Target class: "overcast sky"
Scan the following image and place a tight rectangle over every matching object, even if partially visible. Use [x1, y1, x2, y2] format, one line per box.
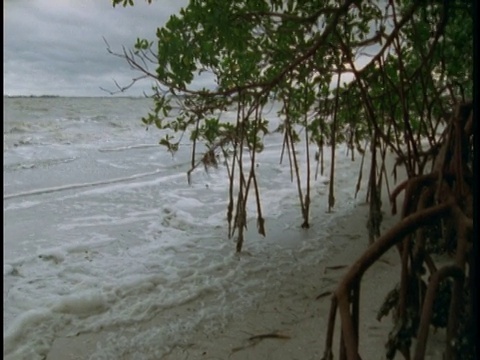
[4, 0, 189, 97]
[4, 0, 372, 98]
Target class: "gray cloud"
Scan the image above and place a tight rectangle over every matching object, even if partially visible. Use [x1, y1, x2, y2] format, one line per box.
[4, 0, 188, 96]
[4, 1, 382, 97]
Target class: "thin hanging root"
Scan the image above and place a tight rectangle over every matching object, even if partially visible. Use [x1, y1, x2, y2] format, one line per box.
[284, 127, 294, 182]
[315, 148, 320, 181]
[414, 265, 464, 360]
[445, 270, 465, 359]
[304, 107, 311, 229]
[287, 123, 308, 227]
[354, 144, 366, 199]
[378, 138, 391, 201]
[328, 67, 341, 213]
[252, 171, 266, 236]
[322, 296, 338, 360]
[411, 187, 435, 273]
[323, 102, 473, 359]
[336, 291, 359, 360]
[321, 141, 325, 176]
[227, 153, 236, 238]
[444, 205, 472, 358]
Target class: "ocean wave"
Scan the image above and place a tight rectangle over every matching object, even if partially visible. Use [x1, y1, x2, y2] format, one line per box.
[107, 121, 128, 129]
[3, 168, 169, 200]
[3, 157, 78, 172]
[4, 126, 31, 134]
[97, 144, 159, 152]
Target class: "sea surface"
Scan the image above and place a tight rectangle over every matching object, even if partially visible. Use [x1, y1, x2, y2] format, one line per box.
[3, 96, 365, 359]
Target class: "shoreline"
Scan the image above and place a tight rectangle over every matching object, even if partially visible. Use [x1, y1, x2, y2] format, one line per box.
[45, 199, 404, 360]
[42, 152, 442, 359]
[159, 200, 403, 360]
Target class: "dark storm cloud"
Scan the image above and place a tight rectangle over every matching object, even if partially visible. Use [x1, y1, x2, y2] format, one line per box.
[4, 0, 188, 96]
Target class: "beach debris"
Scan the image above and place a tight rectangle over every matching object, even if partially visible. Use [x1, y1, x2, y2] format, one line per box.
[323, 265, 348, 274]
[247, 332, 291, 341]
[230, 331, 291, 354]
[316, 291, 332, 300]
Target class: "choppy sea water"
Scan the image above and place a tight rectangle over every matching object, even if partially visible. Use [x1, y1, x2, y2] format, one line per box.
[3, 96, 366, 359]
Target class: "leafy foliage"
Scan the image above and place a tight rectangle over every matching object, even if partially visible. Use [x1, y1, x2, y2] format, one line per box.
[110, 1, 473, 358]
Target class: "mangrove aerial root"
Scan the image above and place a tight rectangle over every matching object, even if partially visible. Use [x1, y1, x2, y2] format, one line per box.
[322, 102, 473, 360]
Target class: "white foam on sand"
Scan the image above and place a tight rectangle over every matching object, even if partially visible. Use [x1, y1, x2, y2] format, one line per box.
[4, 105, 370, 359]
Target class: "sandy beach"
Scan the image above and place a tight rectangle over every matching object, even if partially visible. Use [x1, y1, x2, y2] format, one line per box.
[158, 201, 404, 360]
[45, 189, 421, 360]
[44, 153, 448, 360]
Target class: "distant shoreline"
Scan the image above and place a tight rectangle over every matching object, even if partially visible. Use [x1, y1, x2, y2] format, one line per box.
[3, 95, 147, 99]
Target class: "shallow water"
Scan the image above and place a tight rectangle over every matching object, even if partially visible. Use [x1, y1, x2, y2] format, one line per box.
[3, 96, 364, 359]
